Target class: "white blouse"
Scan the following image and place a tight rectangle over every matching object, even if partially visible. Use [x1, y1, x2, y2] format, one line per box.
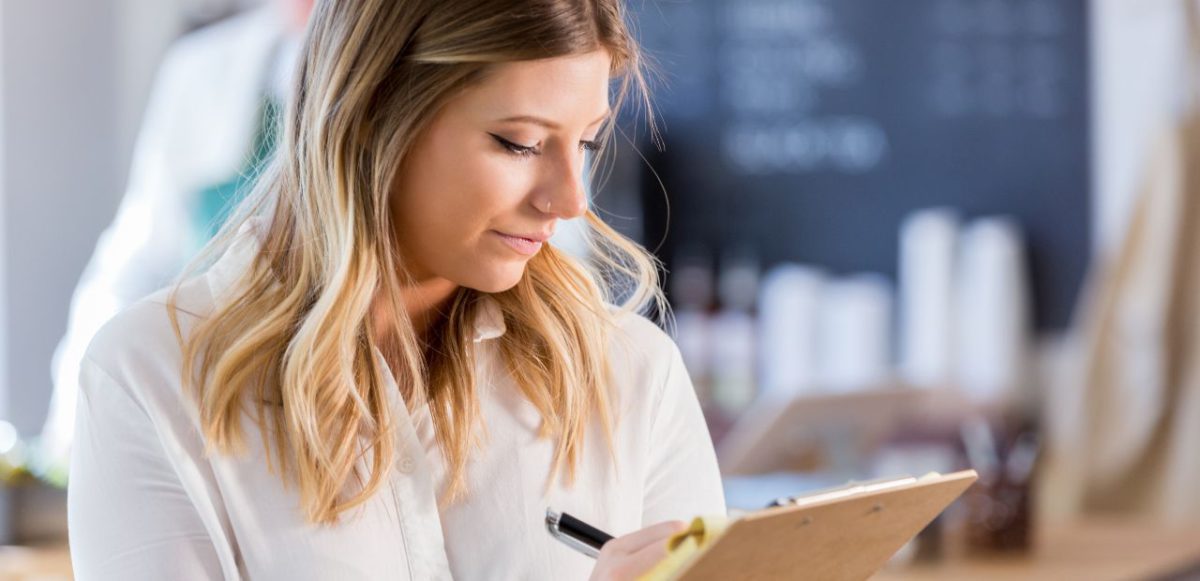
[67, 223, 726, 581]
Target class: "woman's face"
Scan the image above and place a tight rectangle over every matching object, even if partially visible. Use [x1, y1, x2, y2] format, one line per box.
[275, 0, 315, 33]
[391, 51, 611, 293]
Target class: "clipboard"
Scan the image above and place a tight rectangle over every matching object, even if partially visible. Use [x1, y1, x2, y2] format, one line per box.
[663, 470, 978, 581]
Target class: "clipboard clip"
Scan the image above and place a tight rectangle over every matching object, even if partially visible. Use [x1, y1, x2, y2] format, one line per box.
[766, 475, 919, 508]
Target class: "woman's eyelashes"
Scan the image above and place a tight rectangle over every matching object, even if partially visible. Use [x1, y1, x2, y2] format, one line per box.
[489, 134, 601, 158]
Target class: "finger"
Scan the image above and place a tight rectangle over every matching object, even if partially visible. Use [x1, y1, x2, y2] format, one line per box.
[619, 531, 680, 578]
[603, 520, 686, 555]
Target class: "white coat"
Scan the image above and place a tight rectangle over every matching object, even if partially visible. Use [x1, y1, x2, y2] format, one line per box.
[41, 7, 290, 474]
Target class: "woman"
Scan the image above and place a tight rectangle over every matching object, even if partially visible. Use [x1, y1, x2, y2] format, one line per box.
[67, 0, 725, 579]
[42, 0, 315, 484]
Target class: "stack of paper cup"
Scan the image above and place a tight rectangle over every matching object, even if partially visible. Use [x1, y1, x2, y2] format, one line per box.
[816, 274, 895, 392]
[671, 308, 713, 406]
[757, 264, 826, 398]
[667, 249, 717, 404]
[899, 208, 961, 389]
[710, 247, 761, 415]
[710, 309, 757, 415]
[954, 217, 1032, 405]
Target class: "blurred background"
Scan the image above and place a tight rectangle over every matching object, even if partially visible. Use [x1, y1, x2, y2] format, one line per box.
[1, 0, 1199, 578]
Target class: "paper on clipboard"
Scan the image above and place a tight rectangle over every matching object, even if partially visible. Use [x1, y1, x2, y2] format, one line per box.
[640, 470, 978, 581]
[765, 474, 922, 509]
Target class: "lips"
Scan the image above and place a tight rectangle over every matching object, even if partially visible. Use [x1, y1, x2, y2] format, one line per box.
[499, 231, 552, 243]
[493, 231, 546, 256]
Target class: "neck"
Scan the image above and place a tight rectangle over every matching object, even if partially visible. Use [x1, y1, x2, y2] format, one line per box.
[371, 277, 460, 350]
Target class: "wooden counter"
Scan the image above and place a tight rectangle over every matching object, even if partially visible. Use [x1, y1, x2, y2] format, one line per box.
[0, 544, 70, 581]
[873, 518, 1200, 581]
[6, 520, 1197, 580]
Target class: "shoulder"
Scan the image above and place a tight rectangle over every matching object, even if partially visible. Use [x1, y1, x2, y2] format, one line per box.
[84, 219, 263, 399]
[74, 287, 224, 497]
[80, 271, 221, 415]
[74, 299, 189, 439]
[604, 308, 688, 413]
[608, 308, 680, 369]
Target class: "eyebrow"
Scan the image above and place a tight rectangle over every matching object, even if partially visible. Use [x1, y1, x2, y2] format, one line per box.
[496, 110, 611, 131]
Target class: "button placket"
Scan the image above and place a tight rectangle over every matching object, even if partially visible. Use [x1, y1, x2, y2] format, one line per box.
[374, 348, 454, 580]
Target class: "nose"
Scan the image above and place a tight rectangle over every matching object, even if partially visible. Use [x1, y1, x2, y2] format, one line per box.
[535, 147, 589, 220]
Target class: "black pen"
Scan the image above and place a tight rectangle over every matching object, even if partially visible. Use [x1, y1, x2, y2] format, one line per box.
[545, 508, 614, 559]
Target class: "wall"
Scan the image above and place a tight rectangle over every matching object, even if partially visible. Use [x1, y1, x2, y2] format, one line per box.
[0, 0, 121, 436]
[0, 0, 224, 437]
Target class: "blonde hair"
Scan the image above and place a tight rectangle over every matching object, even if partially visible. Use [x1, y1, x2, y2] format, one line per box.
[169, 0, 666, 525]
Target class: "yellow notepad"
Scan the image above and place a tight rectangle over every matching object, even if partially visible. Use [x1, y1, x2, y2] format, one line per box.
[638, 470, 977, 581]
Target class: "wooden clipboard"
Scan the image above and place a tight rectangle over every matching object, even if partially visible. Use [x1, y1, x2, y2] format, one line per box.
[672, 470, 978, 581]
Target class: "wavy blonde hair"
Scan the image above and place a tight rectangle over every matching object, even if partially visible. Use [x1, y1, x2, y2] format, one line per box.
[169, 0, 667, 525]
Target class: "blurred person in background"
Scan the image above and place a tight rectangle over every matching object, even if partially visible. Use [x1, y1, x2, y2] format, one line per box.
[33, 0, 316, 482]
[66, 0, 722, 578]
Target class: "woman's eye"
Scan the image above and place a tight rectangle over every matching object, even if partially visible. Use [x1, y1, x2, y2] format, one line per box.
[491, 134, 603, 157]
[491, 134, 538, 157]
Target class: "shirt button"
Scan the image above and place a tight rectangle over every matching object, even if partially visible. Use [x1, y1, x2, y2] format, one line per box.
[399, 456, 416, 474]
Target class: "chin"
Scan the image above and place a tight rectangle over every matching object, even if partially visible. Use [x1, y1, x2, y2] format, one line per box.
[464, 268, 525, 294]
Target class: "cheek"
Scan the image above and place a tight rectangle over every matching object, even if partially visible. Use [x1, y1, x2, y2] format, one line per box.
[428, 156, 530, 237]
[409, 117, 537, 224]
[384, 99, 558, 291]
[394, 148, 535, 270]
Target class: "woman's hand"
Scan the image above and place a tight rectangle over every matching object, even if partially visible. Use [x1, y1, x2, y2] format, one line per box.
[589, 520, 686, 581]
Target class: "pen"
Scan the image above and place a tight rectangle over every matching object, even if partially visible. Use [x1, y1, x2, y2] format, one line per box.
[545, 508, 614, 559]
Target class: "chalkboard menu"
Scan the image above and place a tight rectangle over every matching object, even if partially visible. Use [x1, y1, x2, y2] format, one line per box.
[633, 0, 1090, 330]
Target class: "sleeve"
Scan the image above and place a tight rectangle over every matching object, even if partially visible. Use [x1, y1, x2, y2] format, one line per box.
[38, 42, 196, 476]
[68, 356, 225, 581]
[641, 342, 727, 526]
